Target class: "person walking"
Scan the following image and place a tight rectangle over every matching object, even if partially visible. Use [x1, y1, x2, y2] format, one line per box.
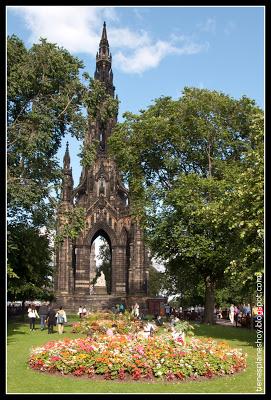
[229, 304, 235, 325]
[56, 306, 67, 334]
[27, 304, 39, 331]
[46, 306, 56, 334]
[165, 304, 171, 320]
[234, 305, 240, 327]
[216, 306, 222, 319]
[39, 302, 48, 330]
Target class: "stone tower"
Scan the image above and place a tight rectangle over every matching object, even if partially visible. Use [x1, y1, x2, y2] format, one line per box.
[54, 22, 150, 311]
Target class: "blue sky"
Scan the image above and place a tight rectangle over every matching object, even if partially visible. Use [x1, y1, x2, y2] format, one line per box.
[7, 6, 264, 188]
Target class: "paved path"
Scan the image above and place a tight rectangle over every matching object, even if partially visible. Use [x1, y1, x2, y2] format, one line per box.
[215, 318, 242, 328]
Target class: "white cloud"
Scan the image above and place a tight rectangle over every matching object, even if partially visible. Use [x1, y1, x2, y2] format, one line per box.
[109, 28, 151, 49]
[9, 6, 209, 74]
[224, 20, 235, 36]
[198, 17, 216, 34]
[11, 6, 114, 55]
[115, 39, 209, 74]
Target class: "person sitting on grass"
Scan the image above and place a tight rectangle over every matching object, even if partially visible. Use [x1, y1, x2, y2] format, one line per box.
[139, 321, 156, 338]
[156, 315, 163, 326]
[148, 321, 156, 337]
[170, 315, 180, 326]
[136, 322, 147, 338]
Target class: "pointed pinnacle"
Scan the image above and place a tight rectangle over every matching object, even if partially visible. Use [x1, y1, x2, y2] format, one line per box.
[63, 141, 70, 168]
[101, 21, 108, 42]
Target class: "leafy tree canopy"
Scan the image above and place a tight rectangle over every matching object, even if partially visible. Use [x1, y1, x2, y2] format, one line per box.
[7, 223, 54, 302]
[109, 88, 264, 323]
[7, 35, 87, 226]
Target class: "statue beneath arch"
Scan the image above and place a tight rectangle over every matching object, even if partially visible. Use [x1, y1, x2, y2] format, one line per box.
[54, 23, 150, 311]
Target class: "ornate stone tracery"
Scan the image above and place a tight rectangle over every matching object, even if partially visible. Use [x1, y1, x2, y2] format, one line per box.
[55, 22, 150, 311]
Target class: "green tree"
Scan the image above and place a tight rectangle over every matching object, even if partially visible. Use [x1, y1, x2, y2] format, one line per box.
[7, 35, 87, 226]
[222, 108, 264, 325]
[7, 224, 54, 304]
[109, 88, 263, 323]
[7, 36, 120, 304]
[148, 265, 165, 297]
[55, 207, 86, 245]
[7, 35, 88, 302]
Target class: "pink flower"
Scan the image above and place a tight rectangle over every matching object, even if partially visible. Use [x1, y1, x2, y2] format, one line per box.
[50, 356, 61, 362]
[136, 346, 145, 355]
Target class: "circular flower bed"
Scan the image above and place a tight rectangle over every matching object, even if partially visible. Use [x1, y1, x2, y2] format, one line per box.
[71, 311, 142, 336]
[28, 335, 247, 381]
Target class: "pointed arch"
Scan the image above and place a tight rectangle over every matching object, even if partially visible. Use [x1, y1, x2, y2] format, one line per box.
[85, 221, 118, 248]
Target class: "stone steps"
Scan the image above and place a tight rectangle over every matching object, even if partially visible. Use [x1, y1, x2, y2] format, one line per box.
[53, 293, 150, 314]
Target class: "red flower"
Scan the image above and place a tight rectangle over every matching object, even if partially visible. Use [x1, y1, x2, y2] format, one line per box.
[104, 372, 113, 380]
[73, 366, 86, 376]
[175, 372, 185, 380]
[118, 369, 126, 380]
[203, 369, 213, 379]
[166, 372, 175, 381]
[50, 356, 61, 362]
[132, 368, 142, 380]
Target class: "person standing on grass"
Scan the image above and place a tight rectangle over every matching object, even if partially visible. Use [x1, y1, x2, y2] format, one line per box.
[119, 303, 125, 314]
[216, 306, 223, 319]
[229, 304, 235, 325]
[133, 302, 140, 319]
[39, 302, 48, 330]
[165, 304, 171, 320]
[78, 305, 83, 318]
[46, 306, 56, 334]
[56, 306, 67, 334]
[27, 304, 39, 331]
[234, 305, 240, 327]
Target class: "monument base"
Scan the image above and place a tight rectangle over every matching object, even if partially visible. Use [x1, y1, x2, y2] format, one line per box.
[53, 292, 151, 314]
[93, 286, 108, 295]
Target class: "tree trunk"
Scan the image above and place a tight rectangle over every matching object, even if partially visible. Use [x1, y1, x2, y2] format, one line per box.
[249, 293, 254, 330]
[203, 276, 215, 324]
[22, 299, 26, 321]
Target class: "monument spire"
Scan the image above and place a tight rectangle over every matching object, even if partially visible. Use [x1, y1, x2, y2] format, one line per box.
[101, 21, 108, 44]
[55, 24, 150, 311]
[63, 141, 70, 169]
[61, 141, 73, 202]
[94, 22, 115, 97]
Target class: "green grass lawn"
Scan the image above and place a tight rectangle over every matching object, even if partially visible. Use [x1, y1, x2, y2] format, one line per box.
[7, 315, 263, 394]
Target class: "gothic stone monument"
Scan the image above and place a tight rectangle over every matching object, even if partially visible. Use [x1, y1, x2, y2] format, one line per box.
[54, 23, 150, 312]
